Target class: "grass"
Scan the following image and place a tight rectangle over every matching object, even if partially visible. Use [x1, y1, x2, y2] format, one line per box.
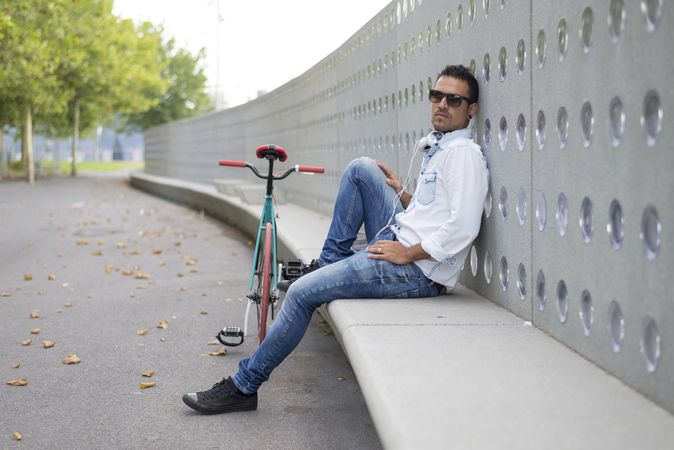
[2, 160, 144, 178]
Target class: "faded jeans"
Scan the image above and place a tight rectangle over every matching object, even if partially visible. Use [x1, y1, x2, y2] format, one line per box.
[233, 157, 440, 394]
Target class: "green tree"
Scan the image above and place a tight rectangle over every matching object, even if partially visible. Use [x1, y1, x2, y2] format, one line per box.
[123, 38, 213, 131]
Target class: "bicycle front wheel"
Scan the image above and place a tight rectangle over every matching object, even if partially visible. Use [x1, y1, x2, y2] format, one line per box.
[258, 223, 273, 345]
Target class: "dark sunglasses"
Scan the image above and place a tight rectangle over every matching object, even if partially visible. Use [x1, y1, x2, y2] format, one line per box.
[428, 89, 473, 107]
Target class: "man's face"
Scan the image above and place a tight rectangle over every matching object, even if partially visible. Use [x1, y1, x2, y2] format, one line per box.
[431, 76, 478, 133]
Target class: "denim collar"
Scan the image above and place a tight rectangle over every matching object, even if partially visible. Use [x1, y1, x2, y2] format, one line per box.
[425, 127, 473, 160]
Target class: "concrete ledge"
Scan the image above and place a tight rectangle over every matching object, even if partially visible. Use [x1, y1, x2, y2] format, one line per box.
[130, 171, 674, 450]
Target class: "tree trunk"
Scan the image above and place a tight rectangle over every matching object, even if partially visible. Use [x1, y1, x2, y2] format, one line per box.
[22, 105, 34, 184]
[71, 95, 80, 177]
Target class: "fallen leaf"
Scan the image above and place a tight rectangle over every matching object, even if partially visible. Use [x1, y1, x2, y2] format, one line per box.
[121, 270, 134, 276]
[151, 248, 162, 254]
[97, 239, 105, 246]
[208, 347, 227, 357]
[207, 339, 219, 345]
[24, 274, 33, 281]
[56, 309, 64, 314]
[157, 320, 168, 329]
[42, 340, 55, 349]
[141, 370, 155, 378]
[139, 382, 156, 389]
[104, 264, 114, 274]
[57, 252, 64, 257]
[63, 354, 81, 365]
[137, 328, 150, 336]
[159, 260, 166, 266]
[179, 287, 187, 292]
[64, 302, 73, 308]
[159, 337, 165, 342]
[30, 328, 41, 335]
[30, 311, 39, 319]
[91, 250, 103, 256]
[176, 272, 184, 278]
[136, 286, 145, 290]
[129, 249, 142, 255]
[0, 291, 11, 297]
[6, 378, 28, 386]
[201, 293, 208, 297]
[190, 269, 199, 273]
[185, 258, 197, 265]
[76, 239, 90, 246]
[12, 432, 22, 441]
[134, 272, 151, 280]
[12, 363, 21, 369]
[116, 242, 127, 249]
[200, 311, 208, 315]
[48, 274, 56, 281]
[21, 339, 32, 346]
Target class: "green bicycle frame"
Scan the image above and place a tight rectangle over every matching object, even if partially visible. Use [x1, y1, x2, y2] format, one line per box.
[248, 194, 278, 294]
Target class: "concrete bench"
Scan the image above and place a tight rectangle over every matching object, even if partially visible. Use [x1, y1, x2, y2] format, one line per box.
[130, 171, 674, 449]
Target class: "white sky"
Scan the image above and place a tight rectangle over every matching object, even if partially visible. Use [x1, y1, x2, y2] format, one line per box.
[112, 0, 391, 108]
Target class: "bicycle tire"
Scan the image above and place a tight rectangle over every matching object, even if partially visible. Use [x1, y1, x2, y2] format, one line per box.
[258, 223, 273, 345]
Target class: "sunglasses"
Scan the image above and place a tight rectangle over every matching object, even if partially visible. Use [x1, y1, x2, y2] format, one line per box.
[428, 89, 473, 107]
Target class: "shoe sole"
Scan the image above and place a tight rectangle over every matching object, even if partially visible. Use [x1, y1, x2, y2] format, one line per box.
[182, 394, 257, 415]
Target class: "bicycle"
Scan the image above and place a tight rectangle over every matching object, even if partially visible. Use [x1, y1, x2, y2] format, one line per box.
[215, 144, 324, 346]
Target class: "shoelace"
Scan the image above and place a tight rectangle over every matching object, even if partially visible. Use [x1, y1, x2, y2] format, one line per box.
[201, 378, 232, 401]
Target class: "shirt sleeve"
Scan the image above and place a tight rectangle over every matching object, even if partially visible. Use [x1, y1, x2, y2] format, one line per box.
[420, 146, 488, 263]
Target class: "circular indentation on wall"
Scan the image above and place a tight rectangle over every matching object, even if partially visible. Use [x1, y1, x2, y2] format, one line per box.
[516, 39, 526, 74]
[499, 186, 508, 222]
[484, 0, 490, 16]
[641, 316, 661, 373]
[536, 29, 546, 69]
[498, 47, 507, 81]
[608, 301, 625, 352]
[580, 7, 593, 53]
[516, 263, 526, 300]
[579, 290, 593, 336]
[436, 20, 442, 43]
[469, 58, 476, 75]
[608, 199, 624, 250]
[516, 113, 527, 151]
[396, 1, 402, 24]
[557, 106, 568, 149]
[446, 12, 452, 36]
[641, 205, 661, 260]
[484, 250, 492, 284]
[499, 116, 508, 151]
[470, 245, 478, 277]
[402, 0, 408, 18]
[536, 191, 546, 231]
[557, 19, 568, 61]
[457, 4, 464, 31]
[483, 53, 491, 84]
[556, 193, 568, 236]
[484, 187, 492, 218]
[499, 256, 509, 292]
[469, 0, 476, 24]
[516, 188, 527, 226]
[536, 270, 546, 311]
[641, 0, 662, 32]
[536, 110, 546, 149]
[557, 280, 568, 323]
[642, 90, 662, 147]
[609, 0, 625, 43]
[580, 101, 594, 148]
[580, 197, 594, 243]
[609, 96, 625, 147]
[483, 118, 492, 152]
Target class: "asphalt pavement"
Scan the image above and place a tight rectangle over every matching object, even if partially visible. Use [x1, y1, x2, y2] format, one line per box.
[0, 175, 381, 450]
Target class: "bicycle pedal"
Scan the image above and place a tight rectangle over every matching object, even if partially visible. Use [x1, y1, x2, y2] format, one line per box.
[283, 259, 304, 279]
[216, 326, 244, 347]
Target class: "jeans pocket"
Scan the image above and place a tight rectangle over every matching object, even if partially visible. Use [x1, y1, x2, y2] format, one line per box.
[417, 172, 437, 205]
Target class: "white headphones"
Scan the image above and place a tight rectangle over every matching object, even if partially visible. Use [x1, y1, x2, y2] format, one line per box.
[418, 131, 443, 153]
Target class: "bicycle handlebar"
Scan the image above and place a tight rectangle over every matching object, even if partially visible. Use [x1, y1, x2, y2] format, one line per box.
[218, 159, 324, 180]
[219, 160, 247, 167]
[295, 165, 325, 174]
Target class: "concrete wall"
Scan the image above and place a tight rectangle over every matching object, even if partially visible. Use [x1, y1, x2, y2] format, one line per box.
[143, 0, 673, 413]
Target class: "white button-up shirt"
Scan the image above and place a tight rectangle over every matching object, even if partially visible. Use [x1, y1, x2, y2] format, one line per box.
[393, 128, 489, 289]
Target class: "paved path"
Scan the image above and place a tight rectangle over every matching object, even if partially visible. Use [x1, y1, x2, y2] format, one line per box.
[0, 176, 380, 449]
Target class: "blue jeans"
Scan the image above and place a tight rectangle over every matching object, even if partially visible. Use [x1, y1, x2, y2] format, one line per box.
[233, 157, 440, 394]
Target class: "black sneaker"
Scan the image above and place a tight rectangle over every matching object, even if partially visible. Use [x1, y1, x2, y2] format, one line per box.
[182, 377, 257, 414]
[277, 259, 322, 292]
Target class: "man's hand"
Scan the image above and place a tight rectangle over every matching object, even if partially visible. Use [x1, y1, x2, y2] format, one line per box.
[377, 161, 412, 208]
[367, 241, 430, 265]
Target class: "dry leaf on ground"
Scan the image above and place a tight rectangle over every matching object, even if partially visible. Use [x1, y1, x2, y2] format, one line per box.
[0, 292, 12, 297]
[42, 340, 55, 349]
[97, 239, 105, 246]
[23, 274, 33, 281]
[76, 239, 90, 246]
[30, 311, 39, 319]
[208, 347, 227, 357]
[185, 258, 197, 265]
[121, 270, 134, 276]
[6, 378, 28, 386]
[137, 328, 150, 336]
[200, 311, 208, 315]
[130, 249, 142, 255]
[30, 328, 41, 335]
[190, 269, 199, 273]
[104, 264, 114, 274]
[151, 248, 162, 254]
[176, 272, 184, 278]
[12, 363, 21, 369]
[156, 320, 169, 329]
[134, 272, 151, 280]
[48, 275, 56, 280]
[116, 242, 127, 249]
[139, 382, 156, 389]
[207, 339, 219, 345]
[64, 302, 73, 308]
[21, 339, 32, 346]
[12, 432, 22, 441]
[141, 370, 155, 378]
[91, 250, 103, 256]
[63, 354, 81, 365]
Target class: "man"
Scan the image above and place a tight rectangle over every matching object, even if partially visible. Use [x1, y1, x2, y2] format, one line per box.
[183, 64, 489, 414]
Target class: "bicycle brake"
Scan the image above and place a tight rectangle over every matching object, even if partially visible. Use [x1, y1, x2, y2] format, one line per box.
[216, 326, 244, 347]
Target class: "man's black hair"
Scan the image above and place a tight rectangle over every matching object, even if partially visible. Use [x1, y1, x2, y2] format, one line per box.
[437, 65, 479, 104]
